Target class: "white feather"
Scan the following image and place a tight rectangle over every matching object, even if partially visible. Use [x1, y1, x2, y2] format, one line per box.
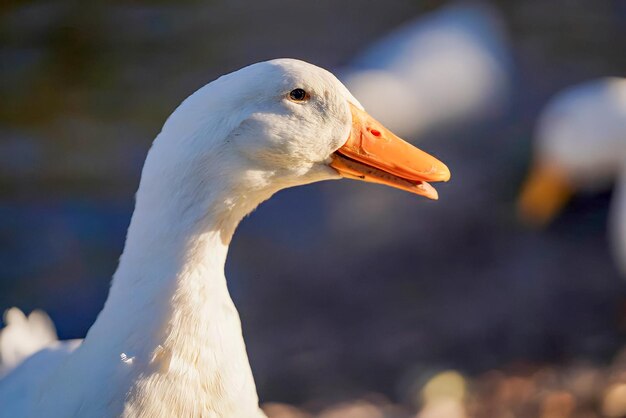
[0, 59, 362, 418]
[532, 77, 626, 273]
[340, 2, 512, 137]
[0, 308, 58, 376]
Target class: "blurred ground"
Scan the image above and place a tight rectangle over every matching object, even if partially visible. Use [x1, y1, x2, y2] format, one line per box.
[264, 348, 626, 417]
[1, 0, 626, 410]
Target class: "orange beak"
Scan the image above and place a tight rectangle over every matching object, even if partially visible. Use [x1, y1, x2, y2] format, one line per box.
[517, 161, 573, 226]
[330, 103, 451, 199]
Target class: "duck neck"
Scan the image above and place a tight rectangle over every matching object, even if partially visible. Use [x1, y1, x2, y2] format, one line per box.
[86, 152, 271, 416]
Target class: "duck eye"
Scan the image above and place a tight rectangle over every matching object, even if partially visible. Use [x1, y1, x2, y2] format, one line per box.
[288, 88, 309, 102]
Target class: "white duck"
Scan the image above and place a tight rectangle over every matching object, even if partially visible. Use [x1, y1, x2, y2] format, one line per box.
[340, 2, 511, 138]
[0, 59, 450, 418]
[518, 77, 626, 271]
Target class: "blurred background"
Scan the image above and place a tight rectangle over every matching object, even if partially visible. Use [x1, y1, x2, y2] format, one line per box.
[1, 0, 626, 416]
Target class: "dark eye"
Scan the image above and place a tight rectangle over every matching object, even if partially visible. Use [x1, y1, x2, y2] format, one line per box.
[288, 88, 309, 102]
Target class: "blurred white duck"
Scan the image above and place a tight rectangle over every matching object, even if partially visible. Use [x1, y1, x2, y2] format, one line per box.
[0, 308, 60, 375]
[340, 2, 512, 138]
[518, 77, 626, 271]
[0, 59, 450, 418]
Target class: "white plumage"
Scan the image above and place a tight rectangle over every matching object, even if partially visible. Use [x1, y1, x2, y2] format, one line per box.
[0, 59, 449, 417]
[519, 77, 626, 272]
[0, 308, 59, 377]
[340, 2, 512, 138]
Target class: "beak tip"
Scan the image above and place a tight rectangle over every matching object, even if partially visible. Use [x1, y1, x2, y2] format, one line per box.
[437, 171, 451, 183]
[432, 162, 451, 183]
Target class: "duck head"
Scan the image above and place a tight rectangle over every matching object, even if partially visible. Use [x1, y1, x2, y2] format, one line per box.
[139, 59, 450, 232]
[517, 78, 626, 226]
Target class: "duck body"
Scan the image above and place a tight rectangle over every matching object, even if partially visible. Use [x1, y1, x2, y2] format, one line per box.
[0, 59, 449, 417]
[519, 77, 626, 271]
[0, 340, 81, 416]
[3, 62, 272, 418]
[535, 77, 626, 189]
[340, 2, 512, 137]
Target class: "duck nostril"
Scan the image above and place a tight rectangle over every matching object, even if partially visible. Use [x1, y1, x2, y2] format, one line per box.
[369, 128, 381, 137]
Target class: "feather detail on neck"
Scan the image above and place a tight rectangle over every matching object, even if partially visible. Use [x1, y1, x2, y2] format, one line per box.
[39, 124, 271, 417]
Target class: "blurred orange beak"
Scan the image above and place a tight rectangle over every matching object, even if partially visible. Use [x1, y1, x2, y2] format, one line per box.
[330, 103, 451, 199]
[517, 161, 573, 226]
